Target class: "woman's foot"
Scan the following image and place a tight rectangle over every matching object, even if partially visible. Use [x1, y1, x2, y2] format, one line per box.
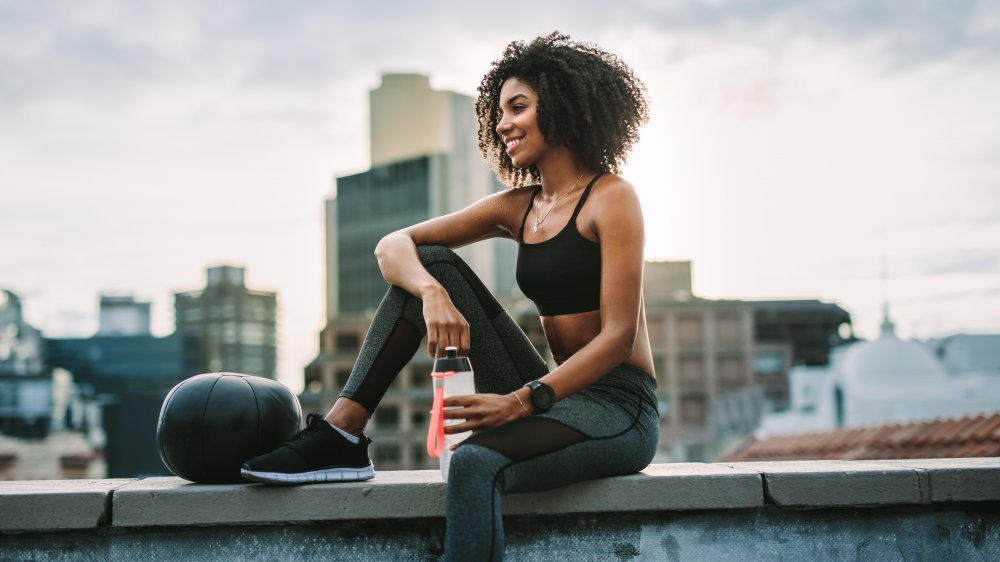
[241, 413, 375, 484]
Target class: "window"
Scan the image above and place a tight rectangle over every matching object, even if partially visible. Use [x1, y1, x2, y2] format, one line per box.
[375, 405, 400, 429]
[753, 352, 784, 375]
[412, 444, 426, 464]
[681, 395, 707, 424]
[336, 368, 353, 388]
[716, 314, 741, 345]
[677, 316, 701, 346]
[336, 333, 361, 352]
[374, 444, 400, 464]
[240, 324, 267, 346]
[680, 357, 702, 385]
[411, 409, 427, 428]
[719, 356, 744, 386]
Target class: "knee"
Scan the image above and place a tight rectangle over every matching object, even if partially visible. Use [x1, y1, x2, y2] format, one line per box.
[416, 245, 458, 266]
[447, 444, 506, 491]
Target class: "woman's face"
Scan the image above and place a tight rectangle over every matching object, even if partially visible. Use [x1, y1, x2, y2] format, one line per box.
[496, 77, 546, 169]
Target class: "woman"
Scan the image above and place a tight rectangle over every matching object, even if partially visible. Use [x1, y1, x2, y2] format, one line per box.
[242, 32, 658, 560]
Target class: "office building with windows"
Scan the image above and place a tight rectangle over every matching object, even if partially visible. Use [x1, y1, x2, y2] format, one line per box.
[174, 265, 278, 378]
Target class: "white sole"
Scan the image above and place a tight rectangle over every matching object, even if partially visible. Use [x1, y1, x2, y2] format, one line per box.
[241, 462, 375, 485]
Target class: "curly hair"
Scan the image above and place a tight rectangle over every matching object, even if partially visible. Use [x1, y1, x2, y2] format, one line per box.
[476, 32, 649, 187]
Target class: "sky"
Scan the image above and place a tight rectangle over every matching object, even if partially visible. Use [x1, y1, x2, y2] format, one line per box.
[2, 0, 999, 393]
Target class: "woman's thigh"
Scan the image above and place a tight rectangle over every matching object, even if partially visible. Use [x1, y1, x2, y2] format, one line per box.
[460, 368, 659, 493]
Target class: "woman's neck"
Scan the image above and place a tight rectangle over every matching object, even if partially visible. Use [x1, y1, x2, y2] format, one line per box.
[536, 149, 592, 198]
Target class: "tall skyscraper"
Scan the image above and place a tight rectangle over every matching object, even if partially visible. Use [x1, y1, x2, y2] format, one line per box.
[174, 265, 278, 378]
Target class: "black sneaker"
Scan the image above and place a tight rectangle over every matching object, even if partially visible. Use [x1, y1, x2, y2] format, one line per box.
[241, 413, 375, 484]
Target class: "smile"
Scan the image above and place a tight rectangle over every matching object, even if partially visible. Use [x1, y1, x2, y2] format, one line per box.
[505, 137, 523, 154]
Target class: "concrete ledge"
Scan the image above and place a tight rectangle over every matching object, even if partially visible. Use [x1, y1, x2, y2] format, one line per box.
[2, 459, 999, 533]
[0, 479, 135, 532]
[505, 463, 763, 515]
[113, 463, 764, 527]
[870, 458, 1000, 502]
[112, 471, 448, 527]
[720, 460, 926, 507]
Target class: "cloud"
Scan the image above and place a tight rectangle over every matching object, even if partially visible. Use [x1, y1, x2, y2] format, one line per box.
[917, 249, 1000, 277]
[5, 0, 997, 109]
[633, 0, 1000, 66]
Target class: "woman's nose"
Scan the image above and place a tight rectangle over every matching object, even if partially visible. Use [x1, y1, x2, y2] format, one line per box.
[496, 117, 511, 136]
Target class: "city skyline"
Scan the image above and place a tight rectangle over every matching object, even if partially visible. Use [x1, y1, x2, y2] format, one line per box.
[2, 1, 998, 392]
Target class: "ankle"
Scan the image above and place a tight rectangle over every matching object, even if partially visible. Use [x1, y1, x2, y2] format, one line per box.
[325, 398, 370, 436]
[324, 416, 366, 437]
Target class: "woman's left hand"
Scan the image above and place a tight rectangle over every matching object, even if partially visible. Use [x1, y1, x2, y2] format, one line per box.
[442, 393, 527, 436]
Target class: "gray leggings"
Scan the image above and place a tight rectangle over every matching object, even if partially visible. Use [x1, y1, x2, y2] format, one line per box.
[340, 246, 659, 561]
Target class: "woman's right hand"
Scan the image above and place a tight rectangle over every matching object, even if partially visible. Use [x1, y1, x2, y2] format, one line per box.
[421, 285, 470, 357]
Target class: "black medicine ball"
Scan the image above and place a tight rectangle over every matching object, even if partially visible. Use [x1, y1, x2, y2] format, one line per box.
[157, 373, 302, 483]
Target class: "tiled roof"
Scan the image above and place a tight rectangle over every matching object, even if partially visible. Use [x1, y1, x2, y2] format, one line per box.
[719, 413, 1000, 462]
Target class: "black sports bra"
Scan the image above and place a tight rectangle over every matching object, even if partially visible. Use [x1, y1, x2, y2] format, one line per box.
[516, 173, 604, 316]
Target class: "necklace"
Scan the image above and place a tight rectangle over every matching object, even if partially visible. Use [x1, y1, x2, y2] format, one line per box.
[532, 171, 586, 234]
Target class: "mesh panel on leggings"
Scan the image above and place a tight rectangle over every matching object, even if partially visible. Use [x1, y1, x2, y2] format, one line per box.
[462, 416, 587, 463]
[348, 316, 422, 413]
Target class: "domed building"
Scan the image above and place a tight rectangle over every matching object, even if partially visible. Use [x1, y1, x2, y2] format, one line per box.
[758, 305, 1000, 438]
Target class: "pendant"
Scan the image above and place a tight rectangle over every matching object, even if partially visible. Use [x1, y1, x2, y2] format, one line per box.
[531, 225, 538, 233]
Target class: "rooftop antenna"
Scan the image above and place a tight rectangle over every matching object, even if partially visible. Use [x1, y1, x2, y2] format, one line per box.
[879, 251, 895, 337]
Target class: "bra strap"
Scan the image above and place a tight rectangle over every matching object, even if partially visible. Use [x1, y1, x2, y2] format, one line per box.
[569, 172, 606, 222]
[518, 186, 543, 242]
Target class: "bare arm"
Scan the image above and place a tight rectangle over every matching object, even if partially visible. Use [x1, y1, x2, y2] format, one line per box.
[374, 191, 515, 357]
[531, 177, 645, 400]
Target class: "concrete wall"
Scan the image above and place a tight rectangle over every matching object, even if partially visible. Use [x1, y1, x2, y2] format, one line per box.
[2, 459, 999, 560]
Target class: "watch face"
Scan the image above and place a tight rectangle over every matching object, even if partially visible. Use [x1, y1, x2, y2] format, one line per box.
[529, 381, 555, 410]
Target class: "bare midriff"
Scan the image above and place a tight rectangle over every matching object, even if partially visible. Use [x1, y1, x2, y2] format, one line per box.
[542, 307, 655, 376]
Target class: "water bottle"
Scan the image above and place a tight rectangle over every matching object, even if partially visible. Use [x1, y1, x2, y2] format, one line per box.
[426, 346, 475, 482]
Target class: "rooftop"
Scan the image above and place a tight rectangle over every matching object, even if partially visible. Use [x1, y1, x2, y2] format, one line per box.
[723, 413, 1000, 462]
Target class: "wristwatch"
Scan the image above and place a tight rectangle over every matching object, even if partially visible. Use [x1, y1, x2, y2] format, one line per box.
[524, 380, 555, 411]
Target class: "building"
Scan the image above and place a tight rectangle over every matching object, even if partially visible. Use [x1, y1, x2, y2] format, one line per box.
[174, 265, 278, 378]
[749, 300, 854, 412]
[0, 289, 52, 439]
[0, 290, 106, 479]
[642, 261, 761, 463]
[756, 309, 1000, 438]
[47, 294, 188, 478]
[97, 295, 152, 337]
[306, 74, 525, 470]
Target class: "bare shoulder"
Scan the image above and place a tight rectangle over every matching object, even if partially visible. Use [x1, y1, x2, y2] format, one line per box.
[489, 184, 539, 230]
[587, 173, 643, 230]
[591, 173, 639, 203]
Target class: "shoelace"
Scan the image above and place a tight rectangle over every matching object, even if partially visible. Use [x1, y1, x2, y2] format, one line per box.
[288, 413, 327, 443]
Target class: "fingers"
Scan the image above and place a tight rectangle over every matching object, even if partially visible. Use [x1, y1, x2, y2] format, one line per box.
[427, 328, 438, 358]
[430, 321, 469, 357]
[443, 421, 479, 435]
[422, 295, 471, 358]
[443, 395, 476, 409]
[459, 324, 471, 358]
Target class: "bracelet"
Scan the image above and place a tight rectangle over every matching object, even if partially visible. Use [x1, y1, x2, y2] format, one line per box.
[511, 391, 531, 416]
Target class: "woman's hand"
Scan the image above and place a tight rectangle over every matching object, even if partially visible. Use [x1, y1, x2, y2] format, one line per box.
[442, 393, 528, 437]
[421, 285, 470, 357]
